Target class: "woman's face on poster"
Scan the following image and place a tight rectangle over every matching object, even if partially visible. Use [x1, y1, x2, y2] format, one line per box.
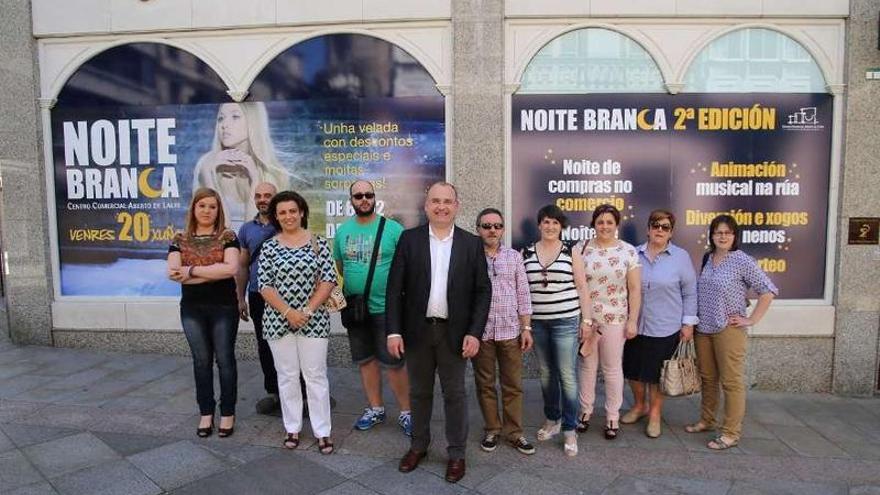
[217, 103, 249, 149]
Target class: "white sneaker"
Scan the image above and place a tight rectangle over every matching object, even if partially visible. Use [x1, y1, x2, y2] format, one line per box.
[563, 431, 578, 457]
[536, 420, 561, 441]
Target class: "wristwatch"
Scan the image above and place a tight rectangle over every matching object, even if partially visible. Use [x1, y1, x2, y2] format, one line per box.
[302, 307, 315, 318]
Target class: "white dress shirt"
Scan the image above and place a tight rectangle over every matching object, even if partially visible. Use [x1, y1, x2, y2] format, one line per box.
[426, 225, 454, 318]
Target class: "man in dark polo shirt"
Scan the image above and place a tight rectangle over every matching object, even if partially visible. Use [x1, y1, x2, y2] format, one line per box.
[236, 182, 281, 414]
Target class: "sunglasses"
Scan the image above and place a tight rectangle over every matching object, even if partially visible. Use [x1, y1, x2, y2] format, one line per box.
[351, 192, 375, 200]
[480, 223, 504, 230]
[650, 221, 672, 232]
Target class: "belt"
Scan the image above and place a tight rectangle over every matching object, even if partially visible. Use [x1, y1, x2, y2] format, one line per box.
[425, 317, 448, 324]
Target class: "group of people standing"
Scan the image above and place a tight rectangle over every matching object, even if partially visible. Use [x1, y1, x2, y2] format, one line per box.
[167, 178, 777, 484]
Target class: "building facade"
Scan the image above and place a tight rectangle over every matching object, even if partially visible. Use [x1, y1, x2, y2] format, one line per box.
[0, 0, 877, 394]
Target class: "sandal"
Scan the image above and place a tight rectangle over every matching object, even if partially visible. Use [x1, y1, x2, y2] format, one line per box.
[318, 437, 334, 455]
[217, 416, 235, 438]
[604, 421, 619, 440]
[536, 420, 561, 441]
[283, 433, 299, 450]
[707, 435, 738, 450]
[196, 416, 214, 438]
[684, 421, 713, 433]
[575, 414, 590, 433]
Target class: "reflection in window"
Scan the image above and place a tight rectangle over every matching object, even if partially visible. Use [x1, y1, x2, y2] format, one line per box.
[519, 28, 665, 94]
[247, 33, 439, 101]
[56, 43, 229, 107]
[684, 29, 826, 93]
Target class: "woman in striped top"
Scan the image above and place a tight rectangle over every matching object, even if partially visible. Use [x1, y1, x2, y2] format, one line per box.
[522, 205, 592, 457]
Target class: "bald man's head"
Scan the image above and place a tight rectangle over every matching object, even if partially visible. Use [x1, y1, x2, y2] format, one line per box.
[254, 182, 277, 216]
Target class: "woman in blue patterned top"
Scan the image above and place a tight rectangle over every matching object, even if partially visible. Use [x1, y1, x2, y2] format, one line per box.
[258, 190, 338, 454]
[686, 214, 777, 450]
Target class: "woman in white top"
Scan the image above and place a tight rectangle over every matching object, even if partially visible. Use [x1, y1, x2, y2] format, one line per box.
[576, 204, 641, 440]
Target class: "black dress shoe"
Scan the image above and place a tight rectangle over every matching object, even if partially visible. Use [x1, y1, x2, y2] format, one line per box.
[445, 458, 466, 483]
[398, 450, 427, 473]
[218, 417, 235, 438]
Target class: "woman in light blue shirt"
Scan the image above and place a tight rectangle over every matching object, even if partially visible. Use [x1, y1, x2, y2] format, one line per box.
[621, 210, 698, 438]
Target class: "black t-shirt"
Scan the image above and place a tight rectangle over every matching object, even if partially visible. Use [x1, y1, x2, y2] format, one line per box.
[168, 229, 240, 306]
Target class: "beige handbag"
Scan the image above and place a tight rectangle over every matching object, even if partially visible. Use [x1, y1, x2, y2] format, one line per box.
[660, 340, 701, 397]
[308, 236, 346, 313]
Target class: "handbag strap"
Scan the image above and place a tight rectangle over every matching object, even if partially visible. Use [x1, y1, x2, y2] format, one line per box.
[362, 216, 387, 303]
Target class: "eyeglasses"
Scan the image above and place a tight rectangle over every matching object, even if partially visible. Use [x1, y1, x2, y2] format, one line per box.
[650, 221, 672, 232]
[541, 268, 549, 288]
[490, 257, 497, 277]
[351, 192, 375, 200]
[480, 223, 504, 230]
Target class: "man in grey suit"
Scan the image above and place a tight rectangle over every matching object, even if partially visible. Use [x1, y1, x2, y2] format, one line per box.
[386, 181, 491, 483]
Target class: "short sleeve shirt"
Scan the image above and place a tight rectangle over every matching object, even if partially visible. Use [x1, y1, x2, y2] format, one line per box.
[237, 217, 277, 292]
[332, 216, 404, 314]
[258, 235, 338, 339]
[169, 229, 239, 306]
[579, 239, 641, 325]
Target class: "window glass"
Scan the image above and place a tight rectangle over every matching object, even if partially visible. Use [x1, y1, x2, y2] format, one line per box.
[684, 28, 825, 93]
[519, 28, 665, 94]
[56, 43, 229, 107]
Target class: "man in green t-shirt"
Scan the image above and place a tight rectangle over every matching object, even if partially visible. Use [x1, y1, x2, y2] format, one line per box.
[333, 180, 411, 436]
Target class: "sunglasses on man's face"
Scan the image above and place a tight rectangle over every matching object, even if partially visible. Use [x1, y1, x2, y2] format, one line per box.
[480, 223, 504, 230]
[351, 192, 375, 200]
[650, 221, 672, 232]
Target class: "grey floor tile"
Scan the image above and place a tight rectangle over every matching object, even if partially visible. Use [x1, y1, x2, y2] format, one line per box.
[767, 425, 850, 458]
[355, 460, 469, 495]
[736, 438, 797, 457]
[0, 427, 15, 452]
[0, 376, 56, 398]
[92, 431, 178, 457]
[728, 479, 848, 495]
[51, 459, 162, 495]
[166, 467, 265, 495]
[299, 450, 388, 479]
[476, 469, 586, 495]
[232, 450, 346, 494]
[0, 424, 80, 448]
[127, 440, 230, 490]
[5, 481, 60, 495]
[0, 400, 46, 423]
[317, 481, 380, 495]
[851, 486, 880, 495]
[196, 439, 277, 465]
[0, 450, 46, 493]
[53, 380, 143, 407]
[602, 475, 732, 495]
[10, 404, 101, 430]
[22, 432, 121, 478]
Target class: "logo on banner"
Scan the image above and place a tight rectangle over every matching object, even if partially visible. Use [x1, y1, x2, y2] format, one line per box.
[782, 107, 825, 131]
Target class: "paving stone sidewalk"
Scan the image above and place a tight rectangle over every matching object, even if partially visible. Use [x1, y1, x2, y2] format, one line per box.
[0, 339, 878, 494]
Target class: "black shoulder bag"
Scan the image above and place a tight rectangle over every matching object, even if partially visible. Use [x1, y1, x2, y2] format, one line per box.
[340, 216, 386, 328]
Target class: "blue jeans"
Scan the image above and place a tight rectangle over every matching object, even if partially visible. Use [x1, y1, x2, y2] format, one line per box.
[180, 304, 239, 416]
[531, 316, 580, 431]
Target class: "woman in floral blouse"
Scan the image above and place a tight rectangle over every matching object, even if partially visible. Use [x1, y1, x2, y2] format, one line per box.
[258, 190, 338, 454]
[576, 204, 641, 440]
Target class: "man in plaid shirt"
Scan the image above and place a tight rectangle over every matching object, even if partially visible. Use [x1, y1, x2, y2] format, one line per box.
[472, 208, 536, 455]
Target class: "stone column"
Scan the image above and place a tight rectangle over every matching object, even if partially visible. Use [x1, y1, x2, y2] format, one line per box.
[833, 0, 880, 394]
[0, 0, 53, 344]
[450, 0, 505, 228]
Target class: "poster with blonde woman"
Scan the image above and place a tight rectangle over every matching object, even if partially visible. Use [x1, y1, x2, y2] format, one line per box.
[193, 102, 290, 230]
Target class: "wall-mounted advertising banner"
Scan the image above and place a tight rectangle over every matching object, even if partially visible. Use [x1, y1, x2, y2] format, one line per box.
[52, 97, 445, 296]
[512, 93, 832, 299]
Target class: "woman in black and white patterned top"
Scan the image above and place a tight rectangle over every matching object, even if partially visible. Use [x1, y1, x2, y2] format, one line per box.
[258, 190, 338, 454]
[522, 205, 592, 457]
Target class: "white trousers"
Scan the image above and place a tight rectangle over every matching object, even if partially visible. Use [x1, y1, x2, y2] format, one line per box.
[268, 332, 331, 437]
